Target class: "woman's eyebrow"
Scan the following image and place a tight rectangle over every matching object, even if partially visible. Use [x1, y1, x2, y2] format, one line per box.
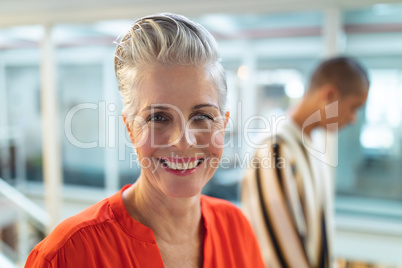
[142, 105, 170, 112]
[142, 104, 218, 112]
[192, 104, 218, 110]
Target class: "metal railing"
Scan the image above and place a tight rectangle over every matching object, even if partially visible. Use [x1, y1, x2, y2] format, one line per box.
[0, 178, 50, 267]
[0, 178, 49, 228]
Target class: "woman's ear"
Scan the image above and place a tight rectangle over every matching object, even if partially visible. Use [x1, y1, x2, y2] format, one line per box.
[122, 114, 135, 144]
[224, 111, 230, 128]
[122, 115, 130, 131]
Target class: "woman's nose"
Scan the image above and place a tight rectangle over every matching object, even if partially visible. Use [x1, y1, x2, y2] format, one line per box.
[168, 122, 196, 150]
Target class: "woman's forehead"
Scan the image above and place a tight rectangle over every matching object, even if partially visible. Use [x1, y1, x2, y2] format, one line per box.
[138, 102, 220, 115]
[135, 65, 220, 111]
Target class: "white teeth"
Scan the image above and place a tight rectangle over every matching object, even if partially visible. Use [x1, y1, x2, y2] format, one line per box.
[188, 162, 194, 169]
[169, 162, 178, 170]
[162, 159, 201, 170]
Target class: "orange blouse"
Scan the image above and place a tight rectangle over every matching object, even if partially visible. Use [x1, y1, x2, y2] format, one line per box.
[25, 185, 264, 267]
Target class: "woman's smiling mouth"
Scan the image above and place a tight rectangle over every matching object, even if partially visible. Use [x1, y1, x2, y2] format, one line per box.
[158, 157, 205, 174]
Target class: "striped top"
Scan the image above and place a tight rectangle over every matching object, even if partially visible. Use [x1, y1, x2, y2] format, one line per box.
[241, 119, 334, 268]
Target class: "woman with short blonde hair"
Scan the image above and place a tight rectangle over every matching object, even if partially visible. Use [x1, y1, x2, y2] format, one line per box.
[26, 13, 264, 268]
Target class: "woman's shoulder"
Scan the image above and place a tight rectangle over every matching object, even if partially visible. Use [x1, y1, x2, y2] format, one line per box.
[201, 195, 237, 209]
[200, 195, 261, 257]
[32, 193, 118, 261]
[201, 195, 247, 224]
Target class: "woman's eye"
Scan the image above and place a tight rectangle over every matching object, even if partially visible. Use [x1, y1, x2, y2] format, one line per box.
[193, 114, 213, 121]
[148, 114, 167, 122]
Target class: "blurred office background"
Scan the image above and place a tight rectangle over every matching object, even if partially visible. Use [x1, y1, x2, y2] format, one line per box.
[1, 0, 402, 267]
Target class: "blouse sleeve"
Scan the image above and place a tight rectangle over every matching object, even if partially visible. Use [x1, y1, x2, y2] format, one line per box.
[25, 230, 97, 268]
[25, 249, 53, 268]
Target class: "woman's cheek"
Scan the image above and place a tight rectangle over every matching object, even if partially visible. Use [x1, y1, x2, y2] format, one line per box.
[208, 124, 226, 155]
[133, 126, 165, 159]
[139, 123, 174, 149]
[130, 124, 149, 148]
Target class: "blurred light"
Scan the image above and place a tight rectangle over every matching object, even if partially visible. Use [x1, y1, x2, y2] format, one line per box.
[237, 65, 249, 81]
[360, 124, 394, 149]
[388, 104, 401, 127]
[197, 14, 237, 34]
[94, 20, 133, 37]
[0, 25, 43, 42]
[366, 69, 401, 127]
[372, 4, 394, 15]
[285, 80, 304, 98]
[11, 25, 43, 41]
[53, 26, 80, 42]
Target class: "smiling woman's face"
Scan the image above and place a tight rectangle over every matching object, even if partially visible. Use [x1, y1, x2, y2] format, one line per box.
[126, 65, 227, 198]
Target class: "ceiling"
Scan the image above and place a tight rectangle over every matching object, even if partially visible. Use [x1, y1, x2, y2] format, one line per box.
[1, 0, 402, 27]
[2, 2, 402, 50]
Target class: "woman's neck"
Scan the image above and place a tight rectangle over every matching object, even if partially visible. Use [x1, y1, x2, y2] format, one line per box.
[122, 176, 203, 243]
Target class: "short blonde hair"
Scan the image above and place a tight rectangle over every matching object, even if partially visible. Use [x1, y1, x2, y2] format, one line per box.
[114, 13, 227, 121]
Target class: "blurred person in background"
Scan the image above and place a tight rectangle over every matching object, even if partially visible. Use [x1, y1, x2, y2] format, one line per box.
[25, 13, 264, 268]
[242, 56, 369, 268]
